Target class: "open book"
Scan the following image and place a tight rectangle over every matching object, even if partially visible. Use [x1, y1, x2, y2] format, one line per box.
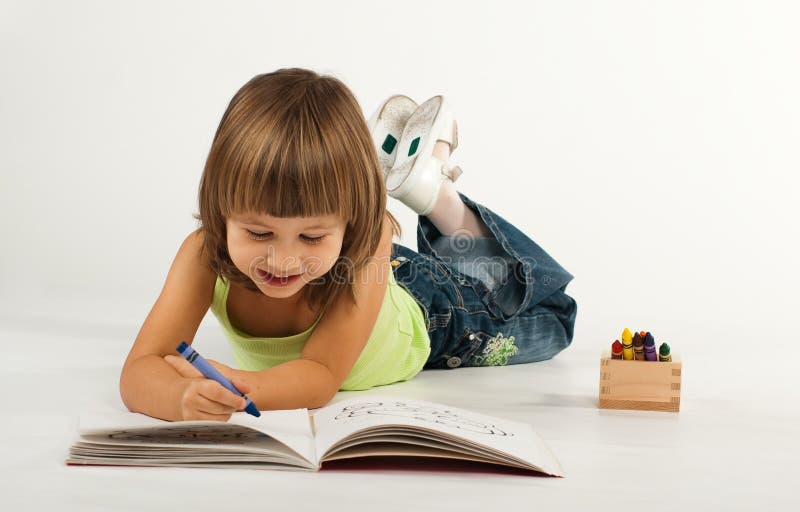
[67, 395, 563, 476]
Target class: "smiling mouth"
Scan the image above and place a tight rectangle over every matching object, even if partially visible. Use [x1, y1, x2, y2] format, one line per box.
[256, 268, 302, 283]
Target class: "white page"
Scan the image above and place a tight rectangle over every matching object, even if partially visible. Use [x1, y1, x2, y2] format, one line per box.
[77, 408, 315, 466]
[311, 395, 563, 476]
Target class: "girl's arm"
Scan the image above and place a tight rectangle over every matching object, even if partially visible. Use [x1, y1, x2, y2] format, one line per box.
[119, 230, 247, 421]
[233, 214, 395, 410]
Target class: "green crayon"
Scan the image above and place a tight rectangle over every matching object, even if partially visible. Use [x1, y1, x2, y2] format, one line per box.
[658, 342, 672, 362]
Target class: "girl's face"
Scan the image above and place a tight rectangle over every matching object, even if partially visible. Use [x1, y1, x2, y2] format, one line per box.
[226, 212, 347, 300]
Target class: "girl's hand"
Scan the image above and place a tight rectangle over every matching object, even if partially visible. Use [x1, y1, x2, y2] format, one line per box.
[163, 355, 253, 421]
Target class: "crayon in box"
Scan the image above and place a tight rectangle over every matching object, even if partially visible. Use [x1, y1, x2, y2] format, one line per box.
[598, 351, 682, 412]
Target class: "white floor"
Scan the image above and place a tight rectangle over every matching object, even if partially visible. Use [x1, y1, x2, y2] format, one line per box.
[1, 313, 796, 511]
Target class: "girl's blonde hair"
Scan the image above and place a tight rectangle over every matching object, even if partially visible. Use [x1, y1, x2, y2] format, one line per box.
[194, 68, 401, 314]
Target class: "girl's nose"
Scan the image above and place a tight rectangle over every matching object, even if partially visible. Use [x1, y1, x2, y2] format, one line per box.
[264, 246, 303, 273]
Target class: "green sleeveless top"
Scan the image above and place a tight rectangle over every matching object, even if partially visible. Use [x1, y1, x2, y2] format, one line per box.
[208, 270, 430, 391]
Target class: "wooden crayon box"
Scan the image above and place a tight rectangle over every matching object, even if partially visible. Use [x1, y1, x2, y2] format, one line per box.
[598, 351, 681, 412]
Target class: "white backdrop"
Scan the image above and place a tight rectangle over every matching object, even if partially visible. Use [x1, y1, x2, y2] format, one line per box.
[1, 1, 798, 404]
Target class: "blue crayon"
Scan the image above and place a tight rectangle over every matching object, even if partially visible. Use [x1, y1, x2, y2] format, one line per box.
[643, 332, 657, 361]
[176, 342, 260, 417]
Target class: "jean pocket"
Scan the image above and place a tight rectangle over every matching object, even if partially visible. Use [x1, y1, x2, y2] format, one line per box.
[427, 308, 452, 332]
[436, 328, 484, 369]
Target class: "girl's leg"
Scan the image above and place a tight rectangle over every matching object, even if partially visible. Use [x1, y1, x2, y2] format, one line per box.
[386, 101, 576, 369]
[423, 141, 507, 290]
[418, 186, 575, 320]
[425, 142, 492, 238]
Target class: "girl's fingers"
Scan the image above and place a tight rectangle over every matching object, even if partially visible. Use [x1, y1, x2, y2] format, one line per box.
[202, 381, 247, 410]
[168, 356, 250, 409]
[164, 355, 204, 378]
[194, 393, 238, 416]
[208, 359, 231, 374]
[231, 376, 252, 394]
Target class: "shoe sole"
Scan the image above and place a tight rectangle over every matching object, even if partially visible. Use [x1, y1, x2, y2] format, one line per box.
[386, 96, 455, 214]
[367, 95, 417, 177]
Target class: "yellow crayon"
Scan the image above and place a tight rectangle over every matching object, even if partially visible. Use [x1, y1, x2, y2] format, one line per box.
[621, 328, 634, 360]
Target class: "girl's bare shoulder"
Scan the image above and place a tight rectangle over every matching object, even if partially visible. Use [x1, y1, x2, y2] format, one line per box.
[166, 229, 217, 309]
[183, 229, 217, 281]
[124, 230, 217, 362]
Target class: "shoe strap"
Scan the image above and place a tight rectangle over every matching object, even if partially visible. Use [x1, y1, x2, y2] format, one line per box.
[431, 156, 463, 183]
[445, 165, 463, 182]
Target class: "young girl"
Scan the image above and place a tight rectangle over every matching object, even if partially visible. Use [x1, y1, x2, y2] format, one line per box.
[120, 68, 577, 422]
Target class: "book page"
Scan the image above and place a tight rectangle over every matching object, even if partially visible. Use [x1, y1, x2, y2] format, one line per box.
[74, 408, 316, 467]
[311, 395, 563, 476]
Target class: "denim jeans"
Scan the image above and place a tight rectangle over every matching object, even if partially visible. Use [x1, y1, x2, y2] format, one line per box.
[390, 192, 578, 370]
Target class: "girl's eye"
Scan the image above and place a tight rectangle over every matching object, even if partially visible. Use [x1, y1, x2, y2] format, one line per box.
[246, 230, 271, 240]
[246, 230, 325, 245]
[301, 235, 325, 245]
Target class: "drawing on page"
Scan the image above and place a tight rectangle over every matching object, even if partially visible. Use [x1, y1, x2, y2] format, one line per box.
[107, 425, 269, 443]
[333, 401, 514, 436]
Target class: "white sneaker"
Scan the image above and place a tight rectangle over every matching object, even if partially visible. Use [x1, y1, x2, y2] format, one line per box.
[367, 94, 418, 178]
[385, 95, 462, 216]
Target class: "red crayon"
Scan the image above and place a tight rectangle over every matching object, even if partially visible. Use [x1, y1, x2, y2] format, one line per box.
[611, 340, 623, 359]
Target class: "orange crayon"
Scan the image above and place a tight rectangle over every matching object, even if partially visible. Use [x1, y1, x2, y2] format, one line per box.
[632, 331, 645, 360]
